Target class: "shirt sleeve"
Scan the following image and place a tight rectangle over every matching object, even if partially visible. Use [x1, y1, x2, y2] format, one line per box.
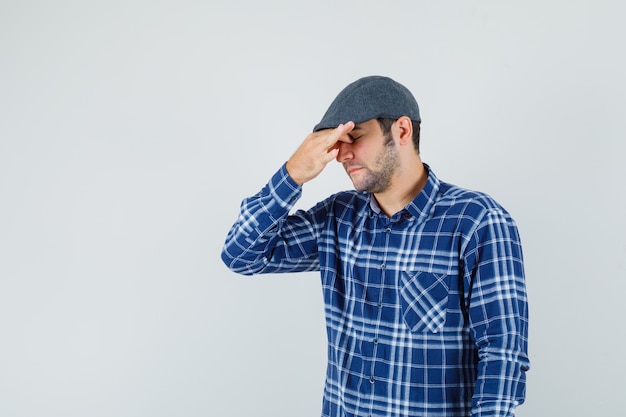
[221, 163, 322, 275]
[464, 207, 530, 417]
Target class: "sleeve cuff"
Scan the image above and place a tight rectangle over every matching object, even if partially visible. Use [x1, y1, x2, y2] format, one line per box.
[268, 163, 302, 209]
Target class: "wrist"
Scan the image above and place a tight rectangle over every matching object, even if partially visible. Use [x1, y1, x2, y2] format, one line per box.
[285, 160, 305, 185]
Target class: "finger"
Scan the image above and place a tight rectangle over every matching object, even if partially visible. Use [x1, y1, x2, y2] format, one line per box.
[322, 147, 340, 164]
[336, 121, 355, 143]
[325, 121, 355, 147]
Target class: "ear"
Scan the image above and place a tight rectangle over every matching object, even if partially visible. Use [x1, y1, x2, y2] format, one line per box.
[395, 116, 414, 147]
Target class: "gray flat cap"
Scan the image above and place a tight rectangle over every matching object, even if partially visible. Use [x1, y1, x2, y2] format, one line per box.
[313, 75, 420, 132]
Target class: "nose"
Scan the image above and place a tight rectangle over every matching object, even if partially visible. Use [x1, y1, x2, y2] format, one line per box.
[336, 141, 353, 163]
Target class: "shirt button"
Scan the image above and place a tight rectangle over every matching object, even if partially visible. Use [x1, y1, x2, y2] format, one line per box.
[385, 227, 391, 233]
[373, 338, 378, 344]
[381, 263, 386, 269]
[369, 376, 375, 383]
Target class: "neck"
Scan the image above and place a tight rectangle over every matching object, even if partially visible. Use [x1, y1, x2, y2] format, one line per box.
[373, 160, 427, 217]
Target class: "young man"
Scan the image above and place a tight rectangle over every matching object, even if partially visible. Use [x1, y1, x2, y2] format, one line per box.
[222, 76, 530, 417]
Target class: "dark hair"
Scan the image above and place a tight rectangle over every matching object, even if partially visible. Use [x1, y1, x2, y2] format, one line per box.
[376, 118, 421, 153]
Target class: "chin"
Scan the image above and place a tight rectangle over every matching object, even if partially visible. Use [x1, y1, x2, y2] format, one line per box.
[351, 182, 366, 192]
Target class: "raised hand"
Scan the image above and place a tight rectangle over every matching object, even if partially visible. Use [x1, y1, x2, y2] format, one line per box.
[285, 121, 355, 185]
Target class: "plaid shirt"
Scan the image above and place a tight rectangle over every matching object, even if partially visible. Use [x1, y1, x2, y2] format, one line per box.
[222, 164, 529, 417]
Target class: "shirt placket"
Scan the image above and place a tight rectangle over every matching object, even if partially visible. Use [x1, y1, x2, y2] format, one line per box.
[364, 214, 393, 416]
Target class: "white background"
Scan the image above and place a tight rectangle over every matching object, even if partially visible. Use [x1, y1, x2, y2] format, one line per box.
[1, 1, 624, 416]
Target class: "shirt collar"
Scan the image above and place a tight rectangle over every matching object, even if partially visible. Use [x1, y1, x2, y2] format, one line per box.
[368, 163, 440, 224]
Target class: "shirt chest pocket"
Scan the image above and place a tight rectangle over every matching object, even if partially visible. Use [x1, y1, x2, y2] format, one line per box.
[399, 271, 451, 333]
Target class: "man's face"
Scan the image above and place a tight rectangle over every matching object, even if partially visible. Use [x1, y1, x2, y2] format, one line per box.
[336, 119, 399, 193]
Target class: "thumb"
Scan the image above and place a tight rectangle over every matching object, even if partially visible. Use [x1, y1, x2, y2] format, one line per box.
[325, 147, 340, 162]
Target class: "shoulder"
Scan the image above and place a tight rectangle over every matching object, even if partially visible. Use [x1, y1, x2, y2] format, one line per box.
[434, 181, 522, 256]
[436, 181, 511, 221]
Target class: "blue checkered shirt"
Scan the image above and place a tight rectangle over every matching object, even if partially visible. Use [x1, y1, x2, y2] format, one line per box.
[222, 164, 530, 417]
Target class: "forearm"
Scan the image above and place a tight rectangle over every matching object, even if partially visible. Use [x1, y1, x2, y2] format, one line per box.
[221, 164, 319, 275]
[471, 340, 530, 416]
[467, 209, 530, 416]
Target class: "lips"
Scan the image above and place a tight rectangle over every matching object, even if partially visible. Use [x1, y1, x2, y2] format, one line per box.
[345, 165, 363, 175]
